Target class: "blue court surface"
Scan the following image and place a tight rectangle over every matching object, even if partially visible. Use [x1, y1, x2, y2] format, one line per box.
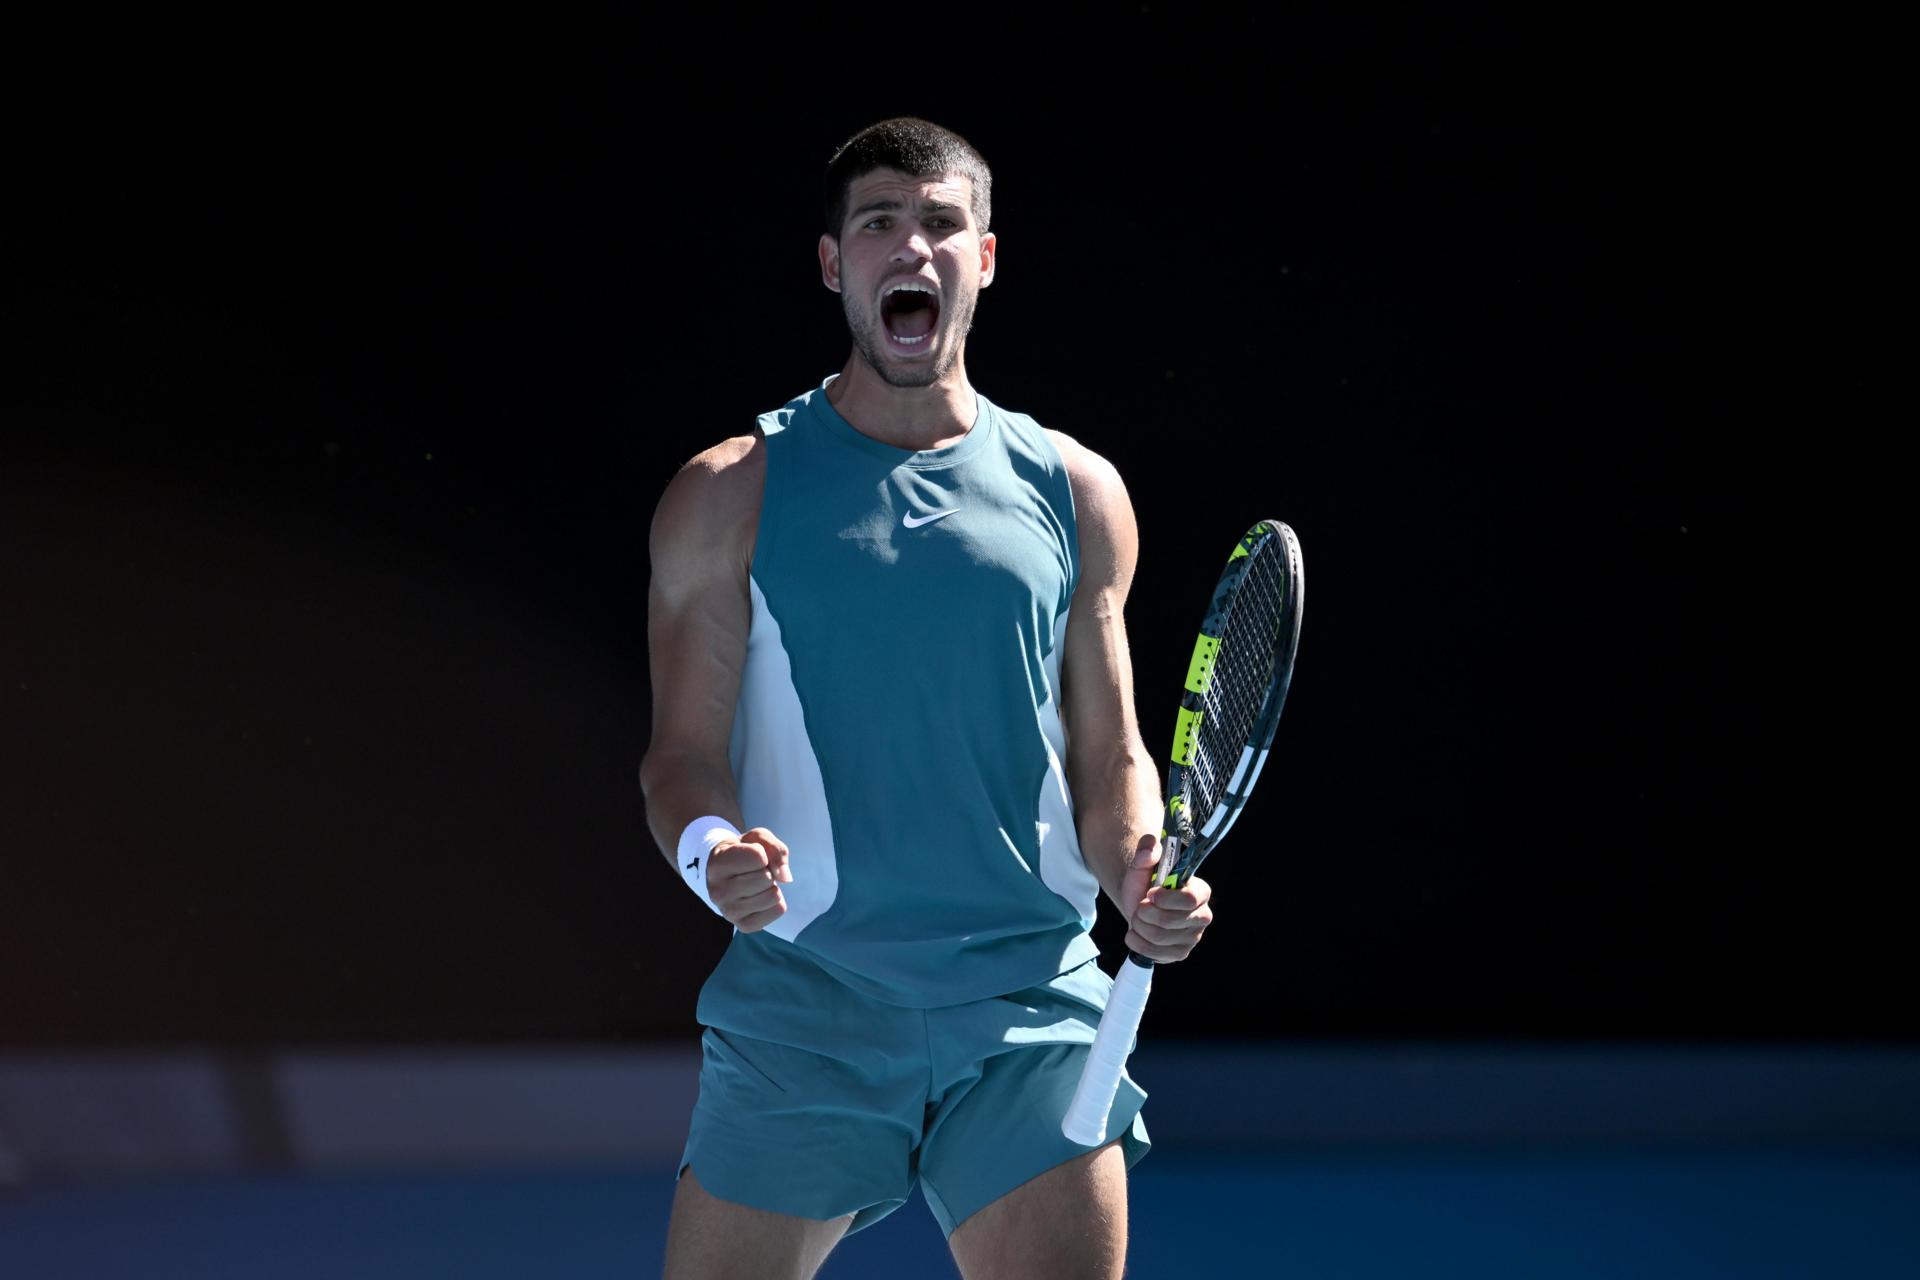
[4, 1146, 1916, 1278]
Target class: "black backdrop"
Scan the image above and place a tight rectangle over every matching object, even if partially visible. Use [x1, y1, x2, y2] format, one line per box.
[3, 8, 1897, 1046]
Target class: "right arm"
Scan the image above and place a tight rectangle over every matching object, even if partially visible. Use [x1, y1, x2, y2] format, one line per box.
[638, 434, 791, 931]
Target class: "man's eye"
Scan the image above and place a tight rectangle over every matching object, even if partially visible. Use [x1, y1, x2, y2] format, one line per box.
[864, 217, 890, 231]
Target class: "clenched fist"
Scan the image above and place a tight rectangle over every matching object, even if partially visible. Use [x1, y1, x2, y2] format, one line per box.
[707, 827, 792, 931]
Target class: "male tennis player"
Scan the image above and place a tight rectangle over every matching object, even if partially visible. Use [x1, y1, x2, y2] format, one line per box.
[641, 117, 1213, 1279]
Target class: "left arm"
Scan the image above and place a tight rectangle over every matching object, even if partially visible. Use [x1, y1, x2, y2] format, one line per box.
[1051, 431, 1213, 962]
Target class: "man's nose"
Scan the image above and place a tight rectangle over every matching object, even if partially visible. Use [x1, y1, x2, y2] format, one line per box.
[891, 231, 932, 263]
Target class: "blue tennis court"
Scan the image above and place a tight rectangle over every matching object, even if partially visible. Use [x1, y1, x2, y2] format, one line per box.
[5, 1044, 1916, 1277]
[5, 1148, 1916, 1277]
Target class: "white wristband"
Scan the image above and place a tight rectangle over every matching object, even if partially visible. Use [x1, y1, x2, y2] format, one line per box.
[676, 816, 741, 919]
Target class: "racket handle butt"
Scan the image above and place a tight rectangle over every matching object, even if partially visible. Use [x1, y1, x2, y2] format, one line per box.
[1060, 959, 1155, 1146]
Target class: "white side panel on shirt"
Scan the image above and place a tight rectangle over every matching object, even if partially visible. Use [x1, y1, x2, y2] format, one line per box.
[729, 576, 840, 940]
[1036, 604, 1100, 927]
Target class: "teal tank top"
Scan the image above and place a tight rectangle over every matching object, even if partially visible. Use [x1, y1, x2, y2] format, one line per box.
[710, 377, 1101, 1008]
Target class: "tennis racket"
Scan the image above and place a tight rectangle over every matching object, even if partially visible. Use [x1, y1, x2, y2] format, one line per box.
[1061, 519, 1305, 1146]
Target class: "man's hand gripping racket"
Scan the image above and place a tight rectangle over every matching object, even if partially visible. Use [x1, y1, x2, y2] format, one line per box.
[1062, 520, 1305, 1146]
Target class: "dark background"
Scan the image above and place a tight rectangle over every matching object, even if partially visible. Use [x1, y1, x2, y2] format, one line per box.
[2, 7, 1896, 1047]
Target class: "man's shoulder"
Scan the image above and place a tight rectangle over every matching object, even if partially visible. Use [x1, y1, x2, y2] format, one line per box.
[1041, 428, 1127, 506]
[971, 395, 1100, 489]
[669, 433, 765, 501]
[755, 379, 832, 440]
[650, 433, 766, 562]
[1038, 427, 1136, 588]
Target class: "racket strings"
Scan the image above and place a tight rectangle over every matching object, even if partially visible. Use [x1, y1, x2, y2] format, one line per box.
[1187, 550, 1288, 822]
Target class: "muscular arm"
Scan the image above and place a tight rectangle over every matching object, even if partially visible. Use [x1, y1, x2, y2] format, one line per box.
[1052, 431, 1213, 962]
[638, 435, 791, 931]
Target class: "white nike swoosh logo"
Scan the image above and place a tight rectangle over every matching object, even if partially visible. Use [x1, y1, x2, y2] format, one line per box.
[902, 508, 960, 529]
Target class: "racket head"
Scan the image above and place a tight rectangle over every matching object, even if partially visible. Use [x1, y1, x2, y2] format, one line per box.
[1160, 519, 1304, 885]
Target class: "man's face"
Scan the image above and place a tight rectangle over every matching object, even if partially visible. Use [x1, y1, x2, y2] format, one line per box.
[818, 169, 996, 388]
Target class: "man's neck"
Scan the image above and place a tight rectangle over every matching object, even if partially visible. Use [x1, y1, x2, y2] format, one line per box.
[825, 353, 978, 452]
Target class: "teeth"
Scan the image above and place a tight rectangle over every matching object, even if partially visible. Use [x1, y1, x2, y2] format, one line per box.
[883, 279, 937, 347]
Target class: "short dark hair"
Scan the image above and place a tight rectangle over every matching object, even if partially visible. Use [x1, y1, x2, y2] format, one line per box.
[823, 117, 992, 237]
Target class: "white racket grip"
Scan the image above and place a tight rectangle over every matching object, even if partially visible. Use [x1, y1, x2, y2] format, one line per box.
[1061, 959, 1154, 1146]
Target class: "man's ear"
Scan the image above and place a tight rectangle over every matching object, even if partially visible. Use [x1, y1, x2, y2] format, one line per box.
[819, 234, 842, 293]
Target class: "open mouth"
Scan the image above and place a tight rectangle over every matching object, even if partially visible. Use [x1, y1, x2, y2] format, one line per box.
[880, 280, 941, 348]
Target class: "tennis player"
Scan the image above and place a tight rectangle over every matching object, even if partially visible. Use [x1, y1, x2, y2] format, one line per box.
[641, 117, 1214, 1280]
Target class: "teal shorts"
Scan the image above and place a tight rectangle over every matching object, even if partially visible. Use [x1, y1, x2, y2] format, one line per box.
[679, 937, 1150, 1236]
